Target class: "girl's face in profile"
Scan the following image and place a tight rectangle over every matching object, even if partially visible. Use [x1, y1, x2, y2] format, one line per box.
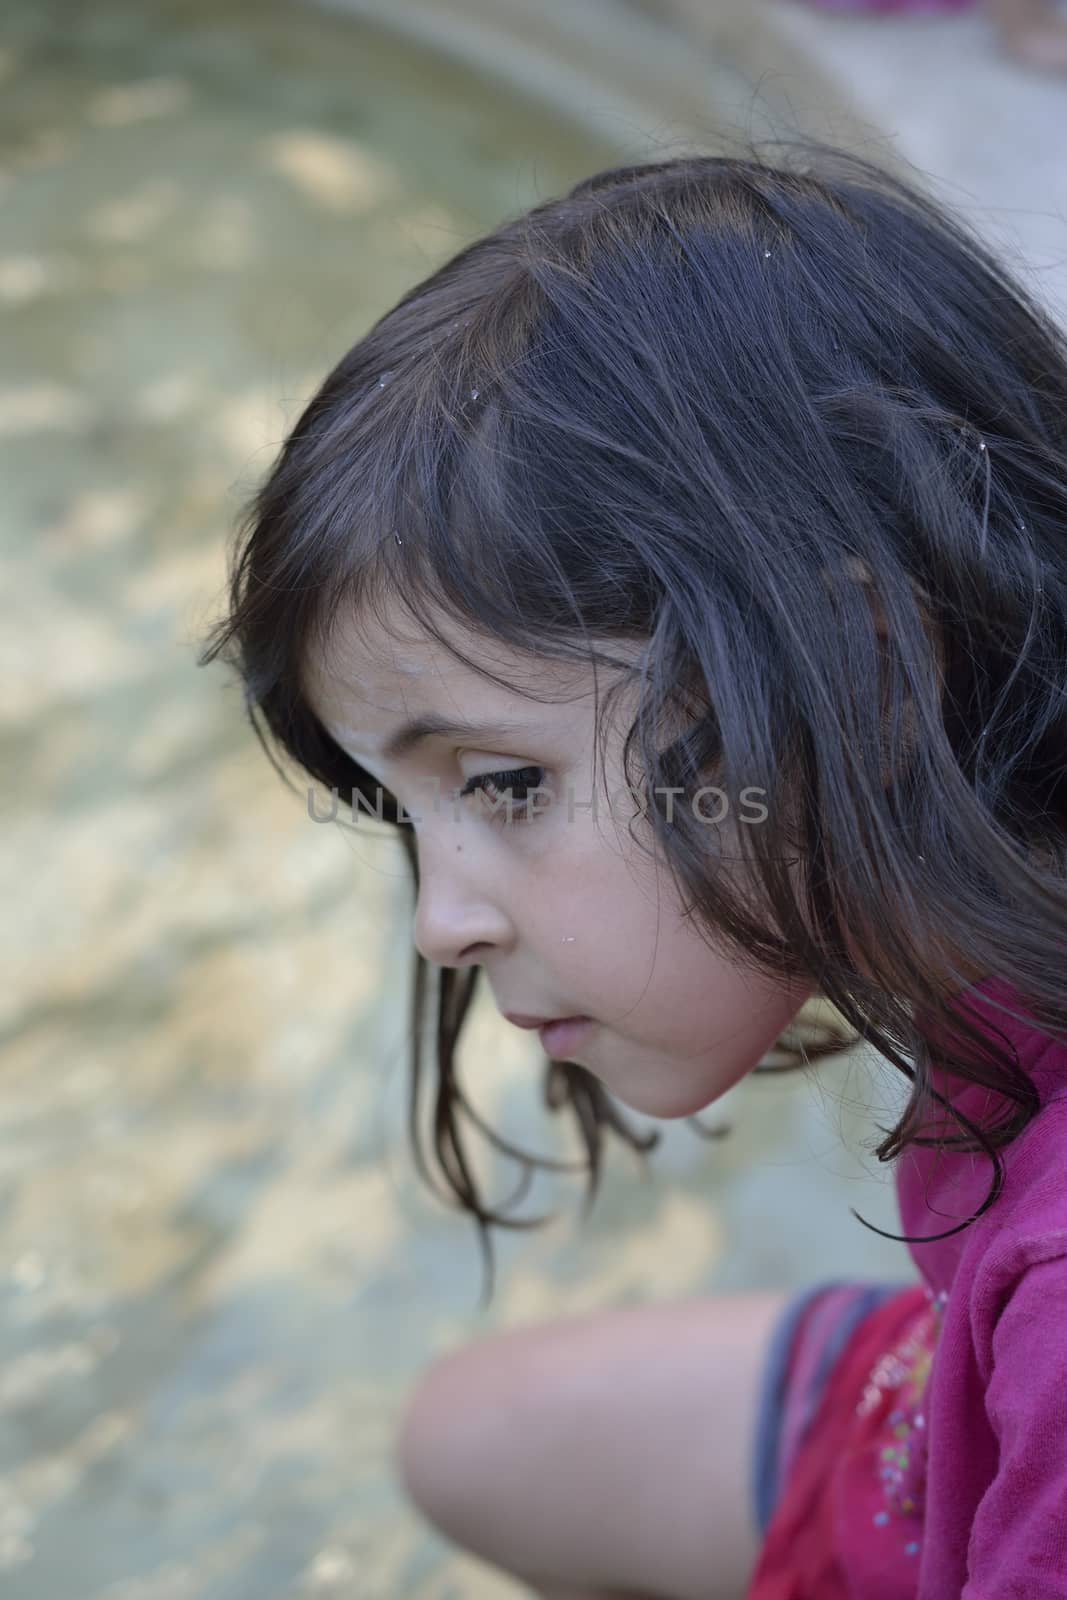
[303, 596, 813, 1119]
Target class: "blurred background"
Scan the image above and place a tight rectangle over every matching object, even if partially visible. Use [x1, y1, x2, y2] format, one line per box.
[3, 0, 1065, 1595]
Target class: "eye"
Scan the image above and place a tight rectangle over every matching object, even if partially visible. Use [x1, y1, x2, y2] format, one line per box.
[457, 765, 548, 822]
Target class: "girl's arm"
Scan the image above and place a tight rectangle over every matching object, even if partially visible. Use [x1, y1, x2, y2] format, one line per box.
[966, 1248, 1067, 1593]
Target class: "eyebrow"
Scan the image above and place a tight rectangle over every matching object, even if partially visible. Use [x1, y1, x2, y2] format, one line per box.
[381, 714, 539, 763]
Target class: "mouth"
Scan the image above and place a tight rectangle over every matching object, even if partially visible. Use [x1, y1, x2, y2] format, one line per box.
[504, 1014, 594, 1059]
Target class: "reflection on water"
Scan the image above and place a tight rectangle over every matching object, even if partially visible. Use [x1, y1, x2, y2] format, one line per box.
[1, 0, 915, 1593]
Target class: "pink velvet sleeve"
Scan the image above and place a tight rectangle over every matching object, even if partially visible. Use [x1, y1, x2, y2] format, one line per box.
[965, 1252, 1067, 1596]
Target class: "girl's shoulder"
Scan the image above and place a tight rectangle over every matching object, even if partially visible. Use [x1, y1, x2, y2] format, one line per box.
[897, 975, 1067, 1294]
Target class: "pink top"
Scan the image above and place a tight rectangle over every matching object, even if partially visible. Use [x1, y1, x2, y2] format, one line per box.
[747, 972, 1067, 1597]
[896, 973, 1067, 1596]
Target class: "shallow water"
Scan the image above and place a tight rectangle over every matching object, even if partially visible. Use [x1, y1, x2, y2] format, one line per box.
[1, 1, 916, 1593]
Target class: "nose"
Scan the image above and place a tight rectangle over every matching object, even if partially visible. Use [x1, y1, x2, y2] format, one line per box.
[411, 838, 513, 968]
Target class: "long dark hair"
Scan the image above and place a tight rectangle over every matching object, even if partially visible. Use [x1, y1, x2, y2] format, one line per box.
[201, 142, 1067, 1307]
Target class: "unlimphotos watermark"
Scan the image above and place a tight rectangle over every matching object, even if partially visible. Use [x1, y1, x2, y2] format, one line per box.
[307, 777, 769, 828]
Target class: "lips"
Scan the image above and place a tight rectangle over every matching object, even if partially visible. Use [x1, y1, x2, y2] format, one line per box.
[503, 1012, 594, 1058]
[537, 1017, 593, 1058]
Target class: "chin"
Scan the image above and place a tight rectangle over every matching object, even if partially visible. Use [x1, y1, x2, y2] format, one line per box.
[610, 1076, 730, 1121]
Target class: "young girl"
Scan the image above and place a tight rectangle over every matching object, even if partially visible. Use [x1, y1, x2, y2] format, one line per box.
[201, 144, 1067, 1598]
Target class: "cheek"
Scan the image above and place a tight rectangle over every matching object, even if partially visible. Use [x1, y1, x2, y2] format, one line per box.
[515, 817, 644, 967]
[598, 911, 809, 1056]
[541, 806, 813, 1076]
[532, 842, 683, 1003]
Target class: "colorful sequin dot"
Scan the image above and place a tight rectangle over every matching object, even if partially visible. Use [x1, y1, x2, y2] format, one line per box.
[858, 1286, 947, 1552]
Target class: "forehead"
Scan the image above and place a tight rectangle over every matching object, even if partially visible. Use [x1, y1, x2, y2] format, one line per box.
[301, 595, 632, 744]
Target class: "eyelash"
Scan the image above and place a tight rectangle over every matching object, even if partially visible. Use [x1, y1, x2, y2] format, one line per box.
[458, 765, 547, 821]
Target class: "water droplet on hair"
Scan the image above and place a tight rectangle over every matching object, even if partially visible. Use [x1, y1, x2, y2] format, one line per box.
[394, 532, 402, 546]
[470, 387, 480, 399]
[763, 250, 772, 258]
[377, 371, 394, 389]
[978, 440, 987, 451]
